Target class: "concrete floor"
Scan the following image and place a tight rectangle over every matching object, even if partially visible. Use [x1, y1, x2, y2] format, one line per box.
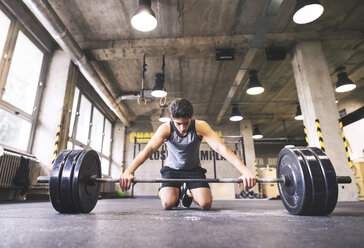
[0, 198, 363, 248]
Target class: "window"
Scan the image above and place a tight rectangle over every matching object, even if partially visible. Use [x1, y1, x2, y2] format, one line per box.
[0, 10, 11, 57]
[0, 108, 31, 151]
[68, 86, 113, 176]
[0, 8, 48, 152]
[2, 31, 44, 114]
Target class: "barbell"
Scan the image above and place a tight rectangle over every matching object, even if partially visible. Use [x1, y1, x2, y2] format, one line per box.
[37, 146, 352, 216]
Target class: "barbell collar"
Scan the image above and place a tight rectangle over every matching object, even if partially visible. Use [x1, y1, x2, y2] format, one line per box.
[336, 176, 352, 184]
[37, 176, 51, 184]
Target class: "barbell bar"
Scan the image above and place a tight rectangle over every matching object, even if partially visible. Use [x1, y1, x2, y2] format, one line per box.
[39, 146, 354, 216]
[37, 175, 351, 185]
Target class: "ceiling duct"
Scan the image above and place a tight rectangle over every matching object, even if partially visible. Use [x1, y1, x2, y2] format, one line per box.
[23, 0, 129, 126]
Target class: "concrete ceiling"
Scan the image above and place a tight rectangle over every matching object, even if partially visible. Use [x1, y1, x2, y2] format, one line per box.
[46, 0, 364, 139]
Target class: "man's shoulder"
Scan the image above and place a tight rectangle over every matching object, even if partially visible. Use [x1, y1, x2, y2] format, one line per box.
[195, 119, 211, 134]
[195, 119, 208, 126]
[157, 122, 172, 138]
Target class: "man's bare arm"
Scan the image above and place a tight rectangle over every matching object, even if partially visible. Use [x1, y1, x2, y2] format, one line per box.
[195, 120, 256, 189]
[119, 123, 170, 191]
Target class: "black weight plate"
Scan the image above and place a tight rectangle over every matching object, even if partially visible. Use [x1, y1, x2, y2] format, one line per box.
[60, 149, 84, 213]
[308, 147, 338, 215]
[72, 149, 101, 213]
[297, 148, 326, 215]
[49, 150, 72, 213]
[277, 147, 311, 215]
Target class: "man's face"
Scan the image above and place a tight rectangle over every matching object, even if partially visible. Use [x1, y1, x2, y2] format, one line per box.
[172, 117, 191, 136]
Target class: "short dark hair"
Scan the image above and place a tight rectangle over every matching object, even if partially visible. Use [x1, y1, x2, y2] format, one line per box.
[169, 98, 193, 119]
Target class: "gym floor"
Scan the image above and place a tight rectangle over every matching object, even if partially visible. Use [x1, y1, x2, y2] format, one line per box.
[0, 198, 363, 248]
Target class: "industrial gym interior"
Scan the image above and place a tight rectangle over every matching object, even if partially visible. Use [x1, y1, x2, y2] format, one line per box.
[0, 0, 363, 247]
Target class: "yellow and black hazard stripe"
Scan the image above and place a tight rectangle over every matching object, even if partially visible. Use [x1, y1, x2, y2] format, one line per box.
[51, 125, 61, 165]
[255, 160, 258, 179]
[339, 121, 353, 168]
[304, 126, 309, 146]
[315, 119, 325, 152]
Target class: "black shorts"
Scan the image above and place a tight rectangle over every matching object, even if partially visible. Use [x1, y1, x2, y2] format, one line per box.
[160, 166, 210, 189]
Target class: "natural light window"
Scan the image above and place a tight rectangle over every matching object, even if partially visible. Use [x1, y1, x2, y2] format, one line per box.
[2, 31, 44, 114]
[0, 10, 10, 58]
[0, 108, 31, 151]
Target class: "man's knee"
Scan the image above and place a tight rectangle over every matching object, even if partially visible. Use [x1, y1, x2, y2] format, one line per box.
[159, 187, 179, 210]
[161, 199, 176, 210]
[197, 199, 212, 210]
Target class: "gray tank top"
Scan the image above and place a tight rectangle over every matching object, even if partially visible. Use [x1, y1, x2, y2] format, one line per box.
[165, 120, 202, 170]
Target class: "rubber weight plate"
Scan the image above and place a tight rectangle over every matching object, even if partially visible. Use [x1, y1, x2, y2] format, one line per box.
[277, 147, 312, 215]
[296, 148, 326, 215]
[49, 150, 72, 213]
[72, 149, 101, 213]
[308, 147, 338, 215]
[60, 149, 84, 213]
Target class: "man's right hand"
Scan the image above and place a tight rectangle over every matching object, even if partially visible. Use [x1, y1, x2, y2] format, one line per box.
[119, 172, 136, 192]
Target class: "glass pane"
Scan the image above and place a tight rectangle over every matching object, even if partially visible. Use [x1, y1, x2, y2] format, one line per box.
[0, 108, 31, 151]
[76, 95, 91, 145]
[0, 10, 11, 58]
[90, 107, 103, 152]
[110, 164, 121, 178]
[68, 87, 80, 137]
[67, 141, 73, 150]
[2, 31, 44, 114]
[101, 158, 110, 176]
[102, 119, 112, 156]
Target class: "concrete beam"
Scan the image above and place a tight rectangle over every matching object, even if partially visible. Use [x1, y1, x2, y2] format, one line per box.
[80, 31, 364, 61]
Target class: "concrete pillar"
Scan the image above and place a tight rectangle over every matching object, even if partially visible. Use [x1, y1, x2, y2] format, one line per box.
[32, 50, 72, 175]
[291, 41, 357, 201]
[240, 120, 258, 192]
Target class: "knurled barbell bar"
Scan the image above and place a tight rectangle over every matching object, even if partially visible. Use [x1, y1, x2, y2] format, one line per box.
[37, 147, 352, 215]
[38, 175, 351, 185]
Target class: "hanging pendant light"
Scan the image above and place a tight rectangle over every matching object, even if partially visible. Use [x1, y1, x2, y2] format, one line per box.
[293, 0, 324, 24]
[295, 105, 304, 120]
[152, 55, 167, 98]
[131, 0, 157, 32]
[335, 66, 356, 93]
[151, 73, 167, 97]
[229, 104, 243, 122]
[159, 107, 171, 122]
[252, 125, 263, 139]
[246, 70, 264, 95]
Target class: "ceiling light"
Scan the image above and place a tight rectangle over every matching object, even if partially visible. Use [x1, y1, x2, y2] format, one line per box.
[335, 66, 356, 93]
[159, 108, 171, 122]
[293, 0, 324, 24]
[252, 125, 263, 139]
[295, 105, 304, 120]
[230, 104, 243, 122]
[131, 0, 157, 32]
[246, 70, 264, 95]
[151, 73, 167, 97]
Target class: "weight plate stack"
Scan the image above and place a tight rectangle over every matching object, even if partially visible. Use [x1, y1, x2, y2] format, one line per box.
[277, 147, 310, 215]
[297, 148, 326, 215]
[72, 149, 101, 213]
[49, 150, 72, 213]
[308, 147, 338, 215]
[60, 150, 84, 213]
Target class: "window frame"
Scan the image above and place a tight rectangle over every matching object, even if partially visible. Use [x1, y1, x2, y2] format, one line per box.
[68, 85, 114, 176]
[0, 5, 50, 153]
